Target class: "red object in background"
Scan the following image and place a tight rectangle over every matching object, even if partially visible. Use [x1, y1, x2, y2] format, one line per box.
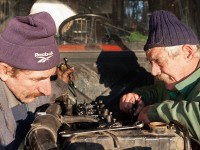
[59, 44, 123, 52]
[100, 44, 122, 51]
[59, 44, 85, 52]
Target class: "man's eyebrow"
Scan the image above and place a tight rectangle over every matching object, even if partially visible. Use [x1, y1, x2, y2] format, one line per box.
[146, 56, 154, 61]
[39, 76, 49, 80]
[31, 76, 49, 81]
[36, 72, 57, 80]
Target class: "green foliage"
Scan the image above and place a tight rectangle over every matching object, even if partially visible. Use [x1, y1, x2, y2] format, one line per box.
[126, 31, 147, 42]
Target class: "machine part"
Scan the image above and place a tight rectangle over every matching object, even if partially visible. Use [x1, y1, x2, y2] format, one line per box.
[60, 121, 144, 137]
[148, 122, 168, 134]
[104, 131, 120, 148]
[62, 126, 185, 150]
[23, 97, 193, 150]
[24, 102, 62, 150]
[76, 103, 94, 115]
[169, 120, 192, 150]
[61, 115, 98, 124]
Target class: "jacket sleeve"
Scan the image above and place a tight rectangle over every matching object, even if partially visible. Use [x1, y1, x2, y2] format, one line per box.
[132, 82, 170, 105]
[147, 98, 200, 141]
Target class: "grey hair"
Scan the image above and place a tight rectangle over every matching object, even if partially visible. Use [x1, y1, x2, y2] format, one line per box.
[165, 44, 200, 58]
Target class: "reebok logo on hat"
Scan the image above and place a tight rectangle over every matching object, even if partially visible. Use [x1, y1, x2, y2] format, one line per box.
[35, 51, 53, 63]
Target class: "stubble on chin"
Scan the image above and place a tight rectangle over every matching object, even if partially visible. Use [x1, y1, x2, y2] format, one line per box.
[156, 75, 165, 82]
[156, 75, 176, 90]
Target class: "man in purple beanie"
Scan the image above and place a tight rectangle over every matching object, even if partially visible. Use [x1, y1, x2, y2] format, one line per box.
[120, 10, 200, 143]
[0, 12, 74, 149]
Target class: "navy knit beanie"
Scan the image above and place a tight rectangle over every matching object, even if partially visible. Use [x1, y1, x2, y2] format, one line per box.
[144, 10, 198, 51]
[0, 12, 60, 70]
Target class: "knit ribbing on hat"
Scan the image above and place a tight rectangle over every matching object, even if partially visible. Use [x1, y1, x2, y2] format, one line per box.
[0, 12, 60, 70]
[144, 10, 198, 51]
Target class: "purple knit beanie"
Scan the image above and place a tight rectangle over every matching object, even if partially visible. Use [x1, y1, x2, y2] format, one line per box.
[144, 10, 198, 51]
[0, 12, 60, 70]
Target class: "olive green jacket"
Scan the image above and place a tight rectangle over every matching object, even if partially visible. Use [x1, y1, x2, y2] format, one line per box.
[133, 67, 200, 141]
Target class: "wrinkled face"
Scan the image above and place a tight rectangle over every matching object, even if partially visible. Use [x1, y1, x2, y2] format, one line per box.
[146, 47, 186, 90]
[5, 67, 57, 103]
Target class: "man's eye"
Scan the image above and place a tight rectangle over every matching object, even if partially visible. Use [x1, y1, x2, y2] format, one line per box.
[156, 59, 161, 63]
[50, 75, 58, 81]
[156, 59, 166, 66]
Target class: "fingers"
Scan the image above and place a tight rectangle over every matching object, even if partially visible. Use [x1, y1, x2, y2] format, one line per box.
[120, 93, 141, 113]
[137, 105, 151, 124]
[65, 67, 75, 75]
[63, 67, 75, 80]
[57, 67, 75, 84]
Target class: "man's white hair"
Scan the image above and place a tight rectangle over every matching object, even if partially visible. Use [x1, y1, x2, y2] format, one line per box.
[165, 44, 200, 58]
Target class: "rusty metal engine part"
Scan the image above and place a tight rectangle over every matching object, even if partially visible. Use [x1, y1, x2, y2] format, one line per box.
[169, 120, 192, 150]
[61, 115, 98, 124]
[73, 100, 122, 128]
[61, 122, 185, 150]
[24, 101, 62, 150]
[24, 95, 192, 150]
[148, 121, 168, 134]
[24, 97, 122, 150]
[60, 121, 144, 137]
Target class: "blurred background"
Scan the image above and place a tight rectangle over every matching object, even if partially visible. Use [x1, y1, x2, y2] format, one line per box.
[0, 0, 199, 39]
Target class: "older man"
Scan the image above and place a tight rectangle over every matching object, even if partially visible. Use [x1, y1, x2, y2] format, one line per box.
[0, 12, 73, 149]
[120, 10, 200, 142]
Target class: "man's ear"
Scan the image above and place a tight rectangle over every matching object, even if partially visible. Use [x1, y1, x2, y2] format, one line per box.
[0, 63, 12, 81]
[182, 44, 194, 62]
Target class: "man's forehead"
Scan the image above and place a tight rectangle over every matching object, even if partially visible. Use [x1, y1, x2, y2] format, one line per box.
[20, 67, 57, 77]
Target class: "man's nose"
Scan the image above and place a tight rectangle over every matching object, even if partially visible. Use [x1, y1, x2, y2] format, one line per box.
[38, 79, 52, 96]
[151, 63, 161, 76]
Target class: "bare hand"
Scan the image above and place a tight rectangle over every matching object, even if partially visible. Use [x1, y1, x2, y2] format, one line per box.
[120, 93, 144, 115]
[137, 105, 151, 124]
[57, 67, 75, 84]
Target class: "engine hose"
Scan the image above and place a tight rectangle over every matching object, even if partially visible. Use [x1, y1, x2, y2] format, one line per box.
[24, 103, 62, 150]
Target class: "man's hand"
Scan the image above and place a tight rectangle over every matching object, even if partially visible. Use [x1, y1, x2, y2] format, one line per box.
[120, 93, 144, 115]
[137, 105, 152, 124]
[56, 66, 75, 84]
